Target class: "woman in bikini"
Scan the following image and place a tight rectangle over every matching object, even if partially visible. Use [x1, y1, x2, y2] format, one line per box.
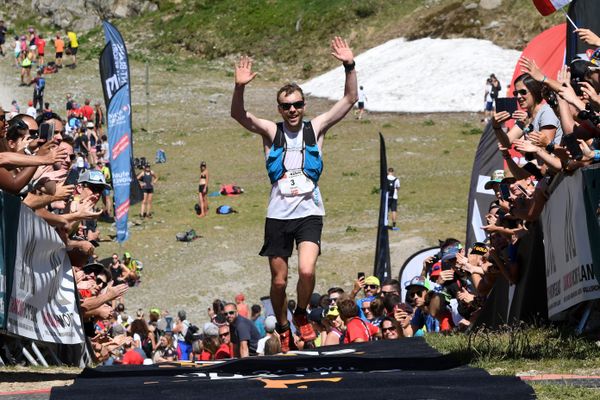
[197, 161, 209, 217]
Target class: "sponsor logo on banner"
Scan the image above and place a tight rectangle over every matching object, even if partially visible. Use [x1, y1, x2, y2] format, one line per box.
[542, 170, 600, 318]
[111, 133, 130, 160]
[6, 206, 84, 344]
[107, 104, 130, 128]
[116, 199, 130, 220]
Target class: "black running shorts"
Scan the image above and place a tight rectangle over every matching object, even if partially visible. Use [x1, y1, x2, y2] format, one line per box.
[259, 215, 323, 257]
[388, 198, 398, 212]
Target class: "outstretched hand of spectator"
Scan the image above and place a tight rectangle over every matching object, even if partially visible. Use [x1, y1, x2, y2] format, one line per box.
[528, 131, 550, 148]
[492, 111, 511, 129]
[457, 288, 475, 304]
[579, 81, 600, 109]
[514, 139, 540, 155]
[234, 56, 257, 86]
[75, 197, 102, 220]
[558, 83, 586, 110]
[38, 144, 68, 165]
[330, 36, 354, 64]
[519, 56, 545, 82]
[106, 281, 129, 301]
[439, 270, 454, 283]
[393, 308, 412, 328]
[556, 65, 571, 86]
[578, 139, 596, 160]
[96, 304, 113, 320]
[575, 28, 600, 47]
[54, 181, 74, 201]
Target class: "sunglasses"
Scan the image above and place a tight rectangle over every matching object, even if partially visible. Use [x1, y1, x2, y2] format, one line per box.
[95, 277, 107, 287]
[226, 311, 236, 316]
[278, 101, 305, 110]
[361, 307, 371, 312]
[382, 326, 397, 333]
[219, 332, 230, 337]
[365, 284, 379, 290]
[69, 154, 77, 161]
[85, 184, 105, 193]
[381, 290, 399, 296]
[329, 297, 339, 303]
[513, 89, 528, 97]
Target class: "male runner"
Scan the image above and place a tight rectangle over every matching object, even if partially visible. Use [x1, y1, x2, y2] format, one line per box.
[230, 37, 357, 352]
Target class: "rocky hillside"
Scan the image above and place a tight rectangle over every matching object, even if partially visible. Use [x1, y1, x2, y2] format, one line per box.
[1, 0, 563, 76]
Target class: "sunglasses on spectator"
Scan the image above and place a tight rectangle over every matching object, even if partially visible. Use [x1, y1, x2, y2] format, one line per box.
[329, 297, 339, 303]
[382, 326, 397, 333]
[69, 154, 77, 161]
[365, 284, 379, 290]
[219, 332, 230, 337]
[85, 183, 105, 193]
[278, 101, 305, 110]
[361, 307, 371, 312]
[381, 290, 399, 296]
[512, 89, 528, 97]
[226, 311, 236, 316]
[96, 277, 107, 287]
[9, 119, 28, 130]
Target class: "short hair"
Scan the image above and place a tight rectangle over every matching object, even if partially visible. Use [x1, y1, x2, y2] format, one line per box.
[277, 83, 304, 103]
[224, 302, 237, 310]
[369, 297, 386, 318]
[61, 135, 74, 146]
[327, 287, 344, 295]
[383, 293, 401, 314]
[338, 297, 359, 320]
[382, 278, 400, 288]
[388, 167, 394, 173]
[251, 304, 261, 315]
[177, 310, 187, 321]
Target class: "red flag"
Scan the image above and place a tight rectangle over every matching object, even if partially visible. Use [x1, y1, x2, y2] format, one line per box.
[533, 0, 572, 16]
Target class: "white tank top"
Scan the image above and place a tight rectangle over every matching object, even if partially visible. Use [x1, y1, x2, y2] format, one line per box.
[266, 122, 325, 220]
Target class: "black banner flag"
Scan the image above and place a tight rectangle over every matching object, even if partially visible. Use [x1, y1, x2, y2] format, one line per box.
[373, 133, 391, 282]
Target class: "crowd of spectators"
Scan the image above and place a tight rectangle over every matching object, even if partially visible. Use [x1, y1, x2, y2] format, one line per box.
[3, 23, 600, 366]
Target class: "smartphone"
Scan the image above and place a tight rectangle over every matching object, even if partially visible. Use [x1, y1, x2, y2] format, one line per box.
[499, 183, 511, 201]
[64, 168, 79, 185]
[495, 97, 518, 116]
[357, 272, 365, 280]
[516, 184, 531, 198]
[562, 134, 583, 161]
[39, 122, 54, 141]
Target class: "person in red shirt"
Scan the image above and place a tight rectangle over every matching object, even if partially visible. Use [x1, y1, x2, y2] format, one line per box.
[36, 33, 46, 65]
[80, 98, 94, 121]
[338, 297, 379, 343]
[235, 293, 249, 318]
[121, 341, 145, 365]
[217, 325, 233, 359]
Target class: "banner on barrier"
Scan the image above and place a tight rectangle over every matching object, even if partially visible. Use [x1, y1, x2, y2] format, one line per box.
[5, 205, 84, 344]
[542, 170, 600, 319]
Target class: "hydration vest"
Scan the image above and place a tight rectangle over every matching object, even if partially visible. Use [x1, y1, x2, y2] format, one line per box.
[266, 121, 322, 185]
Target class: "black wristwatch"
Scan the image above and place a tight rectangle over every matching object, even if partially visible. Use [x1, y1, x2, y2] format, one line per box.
[545, 142, 555, 154]
[343, 61, 355, 72]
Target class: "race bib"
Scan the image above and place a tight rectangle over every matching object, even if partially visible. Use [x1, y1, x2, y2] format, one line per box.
[278, 169, 315, 196]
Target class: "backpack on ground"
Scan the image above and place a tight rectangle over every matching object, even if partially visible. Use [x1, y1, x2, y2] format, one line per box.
[220, 184, 244, 196]
[155, 148, 166, 163]
[216, 205, 237, 215]
[194, 203, 201, 215]
[176, 229, 198, 242]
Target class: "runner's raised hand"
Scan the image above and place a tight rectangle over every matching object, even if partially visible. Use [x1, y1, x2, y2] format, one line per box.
[235, 56, 257, 86]
[330, 36, 354, 64]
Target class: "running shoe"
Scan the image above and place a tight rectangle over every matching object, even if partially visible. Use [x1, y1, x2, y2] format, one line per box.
[293, 311, 317, 342]
[279, 327, 295, 353]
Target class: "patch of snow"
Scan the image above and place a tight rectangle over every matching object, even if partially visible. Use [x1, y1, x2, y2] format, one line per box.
[302, 37, 521, 113]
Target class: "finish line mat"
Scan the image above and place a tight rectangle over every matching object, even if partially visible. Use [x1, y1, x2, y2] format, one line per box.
[50, 338, 535, 399]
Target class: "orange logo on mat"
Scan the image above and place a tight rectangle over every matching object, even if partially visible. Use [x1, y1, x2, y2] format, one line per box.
[255, 377, 342, 389]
